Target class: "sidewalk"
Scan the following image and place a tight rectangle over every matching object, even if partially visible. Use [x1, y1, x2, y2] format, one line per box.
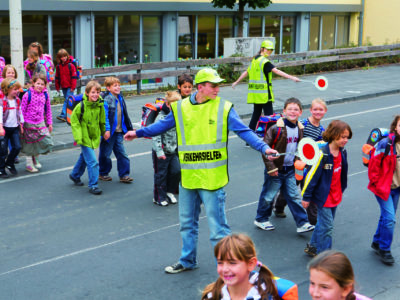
[50, 64, 400, 151]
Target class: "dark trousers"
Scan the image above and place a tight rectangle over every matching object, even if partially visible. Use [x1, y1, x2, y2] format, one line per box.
[248, 102, 274, 131]
[274, 181, 318, 225]
[152, 150, 181, 203]
[0, 127, 21, 170]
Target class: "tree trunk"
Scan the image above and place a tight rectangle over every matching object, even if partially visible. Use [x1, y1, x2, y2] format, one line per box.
[237, 1, 245, 37]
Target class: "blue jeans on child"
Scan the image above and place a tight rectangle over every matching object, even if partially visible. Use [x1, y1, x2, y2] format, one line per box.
[98, 132, 130, 178]
[373, 187, 400, 251]
[0, 127, 21, 169]
[70, 145, 99, 188]
[309, 206, 337, 253]
[60, 88, 73, 118]
[255, 167, 309, 227]
[178, 186, 231, 269]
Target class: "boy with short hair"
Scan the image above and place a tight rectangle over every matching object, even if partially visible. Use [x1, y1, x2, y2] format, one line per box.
[254, 97, 314, 232]
[99, 77, 134, 183]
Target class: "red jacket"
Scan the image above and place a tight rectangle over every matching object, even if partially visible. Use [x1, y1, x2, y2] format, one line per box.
[55, 57, 77, 91]
[368, 135, 397, 200]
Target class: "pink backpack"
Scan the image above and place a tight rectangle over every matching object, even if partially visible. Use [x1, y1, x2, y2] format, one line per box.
[24, 54, 55, 83]
[0, 57, 6, 83]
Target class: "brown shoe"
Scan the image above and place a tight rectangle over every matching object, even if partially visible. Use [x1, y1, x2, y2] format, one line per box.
[99, 175, 112, 181]
[120, 176, 133, 183]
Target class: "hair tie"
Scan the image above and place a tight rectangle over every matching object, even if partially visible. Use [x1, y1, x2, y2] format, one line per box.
[8, 80, 17, 89]
[257, 261, 262, 267]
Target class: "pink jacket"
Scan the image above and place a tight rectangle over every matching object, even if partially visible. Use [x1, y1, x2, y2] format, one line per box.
[21, 87, 52, 125]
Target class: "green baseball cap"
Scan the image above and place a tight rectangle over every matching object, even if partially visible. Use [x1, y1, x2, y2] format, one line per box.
[261, 40, 274, 50]
[194, 68, 225, 84]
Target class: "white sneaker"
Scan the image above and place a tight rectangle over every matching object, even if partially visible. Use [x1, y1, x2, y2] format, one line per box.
[297, 222, 315, 233]
[254, 220, 275, 231]
[32, 156, 42, 169]
[153, 198, 168, 206]
[166, 193, 178, 204]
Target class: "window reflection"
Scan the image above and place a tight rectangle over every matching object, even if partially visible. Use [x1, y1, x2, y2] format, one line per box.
[282, 16, 295, 53]
[95, 16, 114, 67]
[218, 16, 234, 57]
[309, 16, 320, 51]
[23, 15, 48, 56]
[322, 15, 335, 50]
[178, 16, 195, 59]
[265, 16, 280, 53]
[118, 15, 140, 64]
[249, 16, 262, 37]
[143, 16, 161, 63]
[197, 16, 216, 59]
[0, 17, 10, 63]
[336, 16, 350, 47]
[53, 16, 74, 58]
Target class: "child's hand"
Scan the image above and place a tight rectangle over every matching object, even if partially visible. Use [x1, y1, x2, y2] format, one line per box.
[269, 170, 278, 177]
[231, 82, 238, 89]
[158, 155, 167, 160]
[104, 131, 110, 140]
[48, 124, 53, 133]
[301, 200, 309, 209]
[0, 127, 4, 136]
[20, 126, 24, 134]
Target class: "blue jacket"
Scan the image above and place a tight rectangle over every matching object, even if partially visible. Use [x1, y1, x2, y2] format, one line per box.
[103, 92, 133, 135]
[302, 143, 348, 208]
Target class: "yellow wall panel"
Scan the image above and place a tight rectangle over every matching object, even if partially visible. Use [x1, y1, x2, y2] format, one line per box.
[273, 0, 360, 4]
[363, 0, 400, 45]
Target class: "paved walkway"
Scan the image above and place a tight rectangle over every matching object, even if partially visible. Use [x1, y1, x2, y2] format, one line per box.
[50, 64, 400, 151]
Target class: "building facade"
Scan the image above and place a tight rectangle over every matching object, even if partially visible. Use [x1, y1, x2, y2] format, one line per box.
[0, 0, 366, 69]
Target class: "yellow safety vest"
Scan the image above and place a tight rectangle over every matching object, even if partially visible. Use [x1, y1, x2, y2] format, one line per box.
[247, 56, 274, 104]
[171, 96, 232, 190]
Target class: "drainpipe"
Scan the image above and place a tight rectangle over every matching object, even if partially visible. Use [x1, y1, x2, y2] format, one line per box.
[358, 0, 365, 46]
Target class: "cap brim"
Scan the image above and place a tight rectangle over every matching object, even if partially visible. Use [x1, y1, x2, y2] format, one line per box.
[208, 78, 225, 83]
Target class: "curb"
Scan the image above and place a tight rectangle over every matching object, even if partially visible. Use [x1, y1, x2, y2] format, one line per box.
[51, 88, 400, 152]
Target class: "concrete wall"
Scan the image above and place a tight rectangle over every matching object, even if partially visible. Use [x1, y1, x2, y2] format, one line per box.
[363, 0, 400, 45]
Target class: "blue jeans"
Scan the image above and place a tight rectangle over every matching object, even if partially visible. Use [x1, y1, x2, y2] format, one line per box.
[70, 145, 99, 188]
[310, 206, 336, 254]
[373, 187, 400, 251]
[60, 88, 73, 118]
[98, 133, 130, 178]
[178, 186, 231, 269]
[0, 127, 21, 169]
[255, 168, 309, 227]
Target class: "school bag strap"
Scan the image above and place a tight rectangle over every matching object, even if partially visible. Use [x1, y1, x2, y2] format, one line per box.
[271, 127, 282, 149]
[68, 63, 79, 80]
[27, 89, 49, 114]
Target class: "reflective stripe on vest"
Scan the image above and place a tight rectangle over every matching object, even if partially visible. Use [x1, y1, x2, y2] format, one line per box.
[247, 56, 274, 104]
[172, 96, 232, 190]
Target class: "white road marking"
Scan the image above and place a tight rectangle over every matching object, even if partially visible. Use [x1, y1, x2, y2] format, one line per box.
[324, 104, 400, 121]
[0, 170, 366, 277]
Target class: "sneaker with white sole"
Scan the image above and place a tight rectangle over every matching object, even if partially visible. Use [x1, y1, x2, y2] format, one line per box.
[166, 193, 178, 204]
[32, 156, 42, 169]
[165, 262, 189, 274]
[26, 165, 39, 173]
[297, 222, 315, 233]
[254, 220, 275, 231]
[153, 198, 168, 206]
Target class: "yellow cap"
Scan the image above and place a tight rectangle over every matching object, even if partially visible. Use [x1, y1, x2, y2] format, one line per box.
[194, 68, 225, 84]
[261, 40, 274, 50]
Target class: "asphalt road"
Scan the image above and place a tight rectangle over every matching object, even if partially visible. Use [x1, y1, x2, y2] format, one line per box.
[1, 94, 400, 299]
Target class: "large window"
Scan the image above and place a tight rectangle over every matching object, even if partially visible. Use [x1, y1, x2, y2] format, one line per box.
[0, 17, 10, 63]
[95, 16, 114, 67]
[53, 16, 74, 58]
[249, 16, 262, 37]
[143, 16, 161, 63]
[23, 15, 48, 56]
[265, 16, 280, 53]
[321, 15, 335, 50]
[336, 16, 350, 48]
[309, 16, 320, 51]
[118, 15, 140, 64]
[197, 16, 216, 59]
[178, 16, 195, 59]
[282, 16, 296, 53]
[218, 16, 234, 57]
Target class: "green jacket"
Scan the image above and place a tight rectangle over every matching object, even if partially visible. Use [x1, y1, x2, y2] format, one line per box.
[71, 95, 106, 149]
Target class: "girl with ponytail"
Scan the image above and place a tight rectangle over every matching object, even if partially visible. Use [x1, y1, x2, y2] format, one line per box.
[201, 234, 298, 300]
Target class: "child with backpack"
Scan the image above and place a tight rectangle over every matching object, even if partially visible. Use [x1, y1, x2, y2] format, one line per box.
[24, 50, 48, 88]
[55, 48, 78, 122]
[275, 98, 327, 224]
[24, 42, 54, 84]
[70, 81, 106, 195]
[302, 120, 352, 257]
[21, 74, 53, 173]
[0, 57, 7, 83]
[151, 74, 193, 206]
[201, 233, 298, 300]
[367, 115, 400, 265]
[0, 79, 24, 178]
[254, 97, 314, 233]
[98, 77, 133, 183]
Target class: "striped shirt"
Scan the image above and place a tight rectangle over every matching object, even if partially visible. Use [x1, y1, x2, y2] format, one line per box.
[301, 118, 324, 141]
